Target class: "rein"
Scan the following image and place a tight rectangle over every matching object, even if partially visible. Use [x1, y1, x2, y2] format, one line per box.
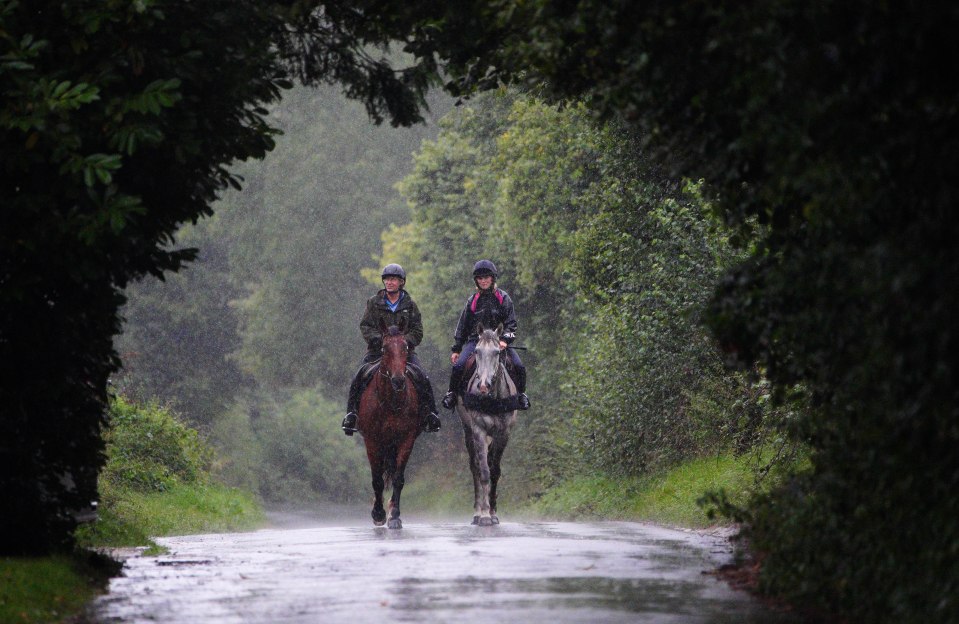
[374, 344, 412, 411]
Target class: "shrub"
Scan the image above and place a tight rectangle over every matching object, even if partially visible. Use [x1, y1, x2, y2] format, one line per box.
[102, 396, 212, 492]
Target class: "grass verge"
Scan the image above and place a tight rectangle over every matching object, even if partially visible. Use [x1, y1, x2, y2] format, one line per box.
[0, 552, 120, 624]
[76, 481, 266, 551]
[521, 452, 768, 527]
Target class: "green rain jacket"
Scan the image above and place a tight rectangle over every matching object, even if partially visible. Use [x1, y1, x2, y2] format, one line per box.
[360, 289, 424, 354]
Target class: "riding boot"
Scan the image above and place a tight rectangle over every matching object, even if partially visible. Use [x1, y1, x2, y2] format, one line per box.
[442, 367, 464, 410]
[411, 369, 442, 432]
[514, 366, 530, 410]
[342, 370, 363, 435]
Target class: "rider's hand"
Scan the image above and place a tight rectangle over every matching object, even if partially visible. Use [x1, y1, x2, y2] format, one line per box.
[499, 340, 507, 350]
[451, 352, 459, 364]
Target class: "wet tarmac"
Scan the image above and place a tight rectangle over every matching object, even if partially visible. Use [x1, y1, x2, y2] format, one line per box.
[90, 519, 799, 623]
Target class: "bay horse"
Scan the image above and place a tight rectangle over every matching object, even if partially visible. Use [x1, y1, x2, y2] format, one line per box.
[455, 323, 519, 526]
[357, 318, 422, 529]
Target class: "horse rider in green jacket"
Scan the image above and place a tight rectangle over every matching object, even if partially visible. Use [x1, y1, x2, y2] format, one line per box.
[341, 264, 442, 435]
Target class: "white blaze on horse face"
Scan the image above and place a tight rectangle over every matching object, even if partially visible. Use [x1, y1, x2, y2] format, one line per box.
[475, 332, 500, 395]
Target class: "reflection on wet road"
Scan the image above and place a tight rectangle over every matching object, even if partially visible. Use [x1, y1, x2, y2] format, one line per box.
[92, 520, 797, 623]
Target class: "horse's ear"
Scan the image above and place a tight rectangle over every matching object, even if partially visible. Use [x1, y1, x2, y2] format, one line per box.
[496, 323, 504, 337]
[397, 316, 407, 334]
[379, 317, 388, 334]
[476, 322, 485, 335]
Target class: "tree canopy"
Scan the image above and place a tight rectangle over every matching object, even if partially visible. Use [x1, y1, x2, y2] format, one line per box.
[399, 3, 957, 620]
[0, 0, 435, 553]
[4, 2, 958, 619]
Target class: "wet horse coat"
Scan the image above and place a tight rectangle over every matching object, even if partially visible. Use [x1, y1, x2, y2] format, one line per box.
[357, 320, 422, 529]
[454, 324, 518, 526]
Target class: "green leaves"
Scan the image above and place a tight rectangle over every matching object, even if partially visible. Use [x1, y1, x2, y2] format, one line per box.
[57, 152, 122, 187]
[119, 78, 181, 115]
[45, 79, 100, 110]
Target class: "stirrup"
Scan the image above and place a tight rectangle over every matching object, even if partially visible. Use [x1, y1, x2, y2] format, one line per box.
[441, 391, 456, 410]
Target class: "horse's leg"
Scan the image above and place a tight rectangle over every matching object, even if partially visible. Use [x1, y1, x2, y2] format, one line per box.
[387, 432, 418, 530]
[366, 446, 386, 526]
[488, 432, 509, 525]
[461, 421, 483, 525]
[469, 424, 494, 526]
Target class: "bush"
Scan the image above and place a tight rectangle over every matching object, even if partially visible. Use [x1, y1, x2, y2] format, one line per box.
[571, 179, 746, 474]
[212, 387, 368, 505]
[76, 396, 263, 548]
[102, 396, 212, 492]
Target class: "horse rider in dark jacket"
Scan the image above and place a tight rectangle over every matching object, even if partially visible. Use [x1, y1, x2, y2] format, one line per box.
[441, 260, 530, 410]
[342, 264, 442, 435]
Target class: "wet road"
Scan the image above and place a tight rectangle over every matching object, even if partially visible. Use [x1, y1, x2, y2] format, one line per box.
[91, 518, 796, 623]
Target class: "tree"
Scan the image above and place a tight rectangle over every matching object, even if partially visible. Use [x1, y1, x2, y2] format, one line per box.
[390, 2, 959, 620]
[0, 0, 437, 554]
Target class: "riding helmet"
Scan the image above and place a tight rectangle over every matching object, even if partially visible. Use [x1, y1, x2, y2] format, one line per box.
[472, 259, 498, 278]
[381, 263, 406, 280]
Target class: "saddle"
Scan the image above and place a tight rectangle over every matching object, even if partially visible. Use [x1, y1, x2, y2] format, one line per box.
[357, 359, 426, 396]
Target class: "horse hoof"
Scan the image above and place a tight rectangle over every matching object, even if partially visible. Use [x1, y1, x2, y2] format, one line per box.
[372, 510, 387, 525]
[478, 516, 493, 527]
[387, 518, 403, 530]
[471, 515, 479, 525]
[490, 515, 500, 525]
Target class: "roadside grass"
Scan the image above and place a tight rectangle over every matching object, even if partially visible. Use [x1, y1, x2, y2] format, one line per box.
[75, 481, 266, 551]
[0, 553, 119, 624]
[3, 396, 268, 624]
[521, 452, 774, 528]
[3, 481, 262, 624]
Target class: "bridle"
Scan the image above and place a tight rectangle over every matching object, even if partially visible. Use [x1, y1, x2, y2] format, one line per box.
[377, 337, 410, 407]
[472, 338, 503, 393]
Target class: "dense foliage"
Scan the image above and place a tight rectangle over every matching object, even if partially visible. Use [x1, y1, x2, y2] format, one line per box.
[0, 0, 437, 553]
[210, 388, 368, 505]
[101, 397, 212, 494]
[77, 396, 263, 549]
[386, 2, 958, 621]
[381, 92, 773, 493]
[6, 0, 954, 618]
[115, 83, 443, 502]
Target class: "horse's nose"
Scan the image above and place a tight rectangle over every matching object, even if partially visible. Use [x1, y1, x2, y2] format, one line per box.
[479, 383, 489, 394]
[391, 376, 406, 391]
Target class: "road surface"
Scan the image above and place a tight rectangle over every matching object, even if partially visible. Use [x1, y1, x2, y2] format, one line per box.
[90, 516, 797, 623]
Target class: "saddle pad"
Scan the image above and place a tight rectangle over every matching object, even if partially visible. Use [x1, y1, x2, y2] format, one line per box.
[462, 392, 522, 414]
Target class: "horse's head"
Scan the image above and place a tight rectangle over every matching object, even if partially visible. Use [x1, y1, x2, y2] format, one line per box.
[379, 318, 409, 392]
[473, 322, 503, 395]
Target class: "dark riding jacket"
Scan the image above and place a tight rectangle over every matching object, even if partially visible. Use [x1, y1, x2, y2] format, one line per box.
[360, 289, 424, 355]
[451, 287, 517, 353]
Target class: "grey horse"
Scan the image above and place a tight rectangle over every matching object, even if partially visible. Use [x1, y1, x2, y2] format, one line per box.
[455, 323, 519, 526]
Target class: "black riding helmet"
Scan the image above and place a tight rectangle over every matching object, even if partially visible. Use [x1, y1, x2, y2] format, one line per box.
[472, 259, 497, 278]
[381, 263, 406, 281]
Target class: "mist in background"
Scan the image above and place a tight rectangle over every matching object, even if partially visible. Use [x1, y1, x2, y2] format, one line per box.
[115, 84, 459, 508]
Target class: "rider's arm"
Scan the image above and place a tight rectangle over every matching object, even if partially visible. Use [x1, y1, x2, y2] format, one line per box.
[406, 301, 424, 347]
[359, 297, 381, 349]
[451, 300, 470, 353]
[500, 292, 518, 345]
